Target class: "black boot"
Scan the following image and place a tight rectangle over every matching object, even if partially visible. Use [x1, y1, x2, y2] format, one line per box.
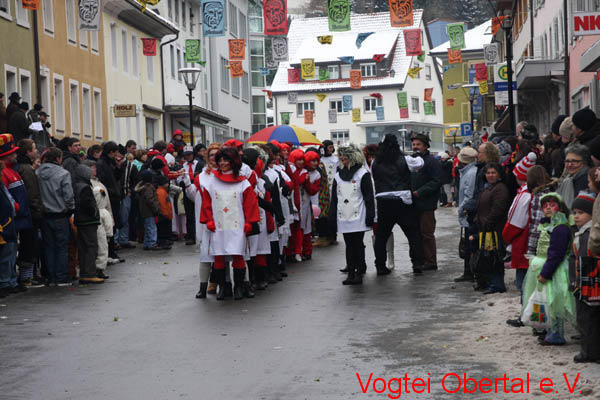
[376, 265, 391, 276]
[216, 270, 226, 301]
[339, 266, 349, 273]
[343, 268, 356, 285]
[254, 268, 268, 290]
[224, 282, 233, 298]
[454, 260, 474, 282]
[196, 282, 208, 299]
[266, 265, 278, 284]
[243, 281, 255, 298]
[233, 269, 245, 300]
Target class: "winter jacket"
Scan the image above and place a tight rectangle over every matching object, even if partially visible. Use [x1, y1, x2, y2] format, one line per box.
[463, 162, 486, 215]
[410, 150, 442, 212]
[371, 156, 411, 195]
[0, 184, 17, 243]
[61, 151, 81, 181]
[0, 102, 7, 132]
[440, 159, 453, 185]
[5, 101, 19, 121]
[135, 181, 160, 219]
[1, 162, 32, 231]
[574, 120, 600, 147]
[170, 138, 186, 154]
[157, 186, 173, 221]
[72, 165, 100, 227]
[7, 109, 31, 143]
[457, 162, 477, 228]
[475, 181, 511, 234]
[91, 178, 114, 237]
[36, 162, 75, 217]
[96, 153, 121, 223]
[589, 194, 600, 255]
[15, 153, 43, 220]
[502, 185, 532, 269]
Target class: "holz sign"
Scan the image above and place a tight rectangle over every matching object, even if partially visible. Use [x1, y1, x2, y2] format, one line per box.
[113, 104, 136, 118]
[573, 12, 600, 36]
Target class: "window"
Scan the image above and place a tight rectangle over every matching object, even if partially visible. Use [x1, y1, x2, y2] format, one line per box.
[19, 69, 31, 105]
[250, 39, 265, 87]
[53, 74, 65, 134]
[242, 72, 249, 102]
[182, 0, 186, 28]
[176, 48, 182, 81]
[168, 0, 172, 20]
[147, 52, 154, 83]
[174, 0, 179, 24]
[131, 35, 139, 78]
[145, 117, 158, 148]
[42, 0, 54, 34]
[220, 57, 230, 92]
[252, 95, 266, 132]
[328, 65, 340, 79]
[340, 65, 351, 79]
[425, 64, 431, 80]
[5, 65, 17, 96]
[249, 0, 263, 33]
[431, 100, 437, 115]
[122, 30, 128, 73]
[413, 62, 421, 78]
[229, 2, 238, 36]
[111, 24, 118, 69]
[40, 73, 50, 114]
[364, 97, 382, 112]
[170, 45, 175, 78]
[82, 85, 91, 138]
[15, 0, 29, 27]
[239, 11, 247, 39]
[93, 88, 102, 139]
[66, 0, 76, 44]
[411, 96, 420, 113]
[69, 81, 80, 136]
[79, 29, 88, 49]
[331, 130, 349, 145]
[361, 63, 376, 77]
[0, 0, 10, 20]
[232, 75, 240, 98]
[296, 101, 315, 116]
[330, 99, 343, 113]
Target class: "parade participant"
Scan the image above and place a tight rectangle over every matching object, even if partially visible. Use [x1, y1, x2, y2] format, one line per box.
[314, 140, 338, 247]
[200, 147, 260, 300]
[330, 145, 374, 285]
[286, 149, 306, 262]
[147, 141, 184, 180]
[301, 149, 322, 260]
[371, 134, 424, 275]
[180, 145, 198, 245]
[0, 157, 18, 297]
[183, 143, 220, 299]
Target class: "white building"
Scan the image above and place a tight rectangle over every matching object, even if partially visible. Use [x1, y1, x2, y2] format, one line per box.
[103, 0, 178, 148]
[270, 10, 444, 151]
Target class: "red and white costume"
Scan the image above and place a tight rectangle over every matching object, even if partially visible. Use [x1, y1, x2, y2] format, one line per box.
[184, 168, 213, 263]
[502, 184, 531, 269]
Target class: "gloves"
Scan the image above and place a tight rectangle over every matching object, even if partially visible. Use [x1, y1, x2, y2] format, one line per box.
[244, 223, 252, 235]
[206, 220, 216, 232]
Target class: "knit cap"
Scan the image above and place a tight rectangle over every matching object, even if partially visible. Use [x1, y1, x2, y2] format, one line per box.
[457, 147, 477, 164]
[513, 152, 537, 181]
[559, 117, 574, 141]
[572, 191, 596, 215]
[572, 108, 597, 131]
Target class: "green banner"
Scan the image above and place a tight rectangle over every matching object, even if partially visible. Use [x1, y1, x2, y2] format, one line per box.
[185, 39, 202, 62]
[319, 67, 330, 81]
[281, 112, 291, 125]
[328, 0, 351, 32]
[397, 92, 408, 108]
[447, 22, 465, 50]
[417, 51, 425, 62]
[424, 101, 434, 115]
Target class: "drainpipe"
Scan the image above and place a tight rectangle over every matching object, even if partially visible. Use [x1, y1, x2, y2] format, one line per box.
[529, 0, 534, 57]
[563, 0, 570, 114]
[160, 32, 179, 141]
[33, 10, 41, 105]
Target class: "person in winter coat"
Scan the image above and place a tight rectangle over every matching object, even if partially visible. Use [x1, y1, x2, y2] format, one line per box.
[135, 170, 161, 250]
[169, 130, 186, 155]
[8, 102, 32, 143]
[0, 158, 18, 297]
[57, 137, 81, 181]
[15, 139, 43, 285]
[37, 147, 74, 285]
[72, 164, 103, 284]
[410, 133, 442, 271]
[200, 147, 260, 301]
[5, 92, 21, 124]
[569, 192, 600, 362]
[155, 174, 173, 249]
[572, 108, 600, 147]
[557, 143, 590, 208]
[329, 144, 375, 285]
[455, 146, 478, 282]
[439, 152, 454, 207]
[179, 145, 198, 245]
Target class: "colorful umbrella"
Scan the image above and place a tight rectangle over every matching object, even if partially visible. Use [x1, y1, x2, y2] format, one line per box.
[247, 125, 322, 146]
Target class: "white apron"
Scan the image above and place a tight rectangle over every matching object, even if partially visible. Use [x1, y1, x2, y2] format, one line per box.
[335, 167, 369, 234]
[248, 178, 272, 256]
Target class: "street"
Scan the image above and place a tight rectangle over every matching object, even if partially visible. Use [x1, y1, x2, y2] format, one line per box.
[2, 208, 591, 400]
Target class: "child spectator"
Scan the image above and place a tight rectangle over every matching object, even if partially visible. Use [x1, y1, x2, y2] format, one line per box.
[136, 170, 162, 251]
[155, 174, 173, 250]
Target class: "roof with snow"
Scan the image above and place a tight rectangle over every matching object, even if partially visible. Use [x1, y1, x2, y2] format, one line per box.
[429, 20, 492, 56]
[271, 10, 424, 94]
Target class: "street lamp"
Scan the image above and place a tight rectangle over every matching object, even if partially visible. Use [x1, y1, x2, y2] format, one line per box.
[398, 128, 408, 153]
[178, 67, 202, 145]
[501, 15, 516, 135]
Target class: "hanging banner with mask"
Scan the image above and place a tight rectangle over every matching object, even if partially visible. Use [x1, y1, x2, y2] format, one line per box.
[229, 61, 243, 78]
[301, 59, 316, 80]
[417, 51, 425, 62]
[263, 0, 288, 36]
[491, 16, 507, 35]
[271, 37, 288, 62]
[373, 54, 385, 63]
[328, 109, 337, 124]
[376, 106, 385, 121]
[424, 88, 433, 102]
[407, 67, 422, 79]
[317, 35, 333, 44]
[352, 108, 361, 123]
[287, 92, 298, 104]
[397, 92, 408, 108]
[202, 0, 226, 37]
[350, 70, 362, 89]
[78, 0, 101, 31]
[478, 80, 489, 95]
[446, 98, 455, 106]
[142, 38, 157, 56]
[356, 32, 374, 48]
[185, 40, 202, 62]
[475, 63, 488, 81]
[22, 0, 40, 10]
[424, 101, 434, 115]
[228, 39, 245, 60]
[319, 67, 330, 81]
[288, 68, 300, 83]
[328, 0, 351, 32]
[399, 108, 409, 118]
[304, 110, 314, 125]
[281, 112, 291, 125]
[447, 48, 462, 64]
[389, 0, 413, 27]
[137, 0, 161, 12]
[316, 94, 328, 102]
[483, 43, 500, 66]
[403, 29, 422, 56]
[342, 95, 353, 112]
[447, 22, 466, 49]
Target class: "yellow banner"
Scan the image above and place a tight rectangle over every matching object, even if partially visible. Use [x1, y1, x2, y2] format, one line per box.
[352, 108, 361, 122]
[301, 58, 316, 79]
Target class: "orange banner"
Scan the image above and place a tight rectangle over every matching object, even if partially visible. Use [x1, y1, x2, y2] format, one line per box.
[492, 16, 507, 35]
[304, 110, 314, 124]
[446, 98, 455, 106]
[448, 48, 462, 64]
[424, 88, 433, 102]
[22, 0, 39, 10]
[228, 39, 245, 61]
[389, 0, 413, 27]
[350, 70, 362, 89]
[229, 61, 243, 78]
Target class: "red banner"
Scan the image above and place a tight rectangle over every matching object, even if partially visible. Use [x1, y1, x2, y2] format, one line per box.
[142, 38, 157, 56]
[389, 0, 413, 27]
[424, 88, 433, 102]
[399, 108, 409, 118]
[288, 68, 299, 83]
[475, 63, 488, 81]
[263, 0, 288, 36]
[373, 54, 385, 63]
[350, 70, 362, 89]
[404, 29, 422, 56]
[22, 0, 39, 10]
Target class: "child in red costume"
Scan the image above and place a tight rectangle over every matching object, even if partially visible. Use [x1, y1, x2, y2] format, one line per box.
[302, 150, 322, 259]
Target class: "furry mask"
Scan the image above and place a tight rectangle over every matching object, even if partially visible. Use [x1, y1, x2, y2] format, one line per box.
[337, 144, 365, 169]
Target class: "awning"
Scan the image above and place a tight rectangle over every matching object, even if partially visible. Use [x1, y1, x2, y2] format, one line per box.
[164, 105, 230, 125]
[104, 0, 178, 38]
[515, 59, 564, 90]
[581, 40, 600, 72]
[143, 104, 164, 114]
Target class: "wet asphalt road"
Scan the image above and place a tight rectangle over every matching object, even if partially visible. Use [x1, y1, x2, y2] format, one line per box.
[0, 208, 499, 400]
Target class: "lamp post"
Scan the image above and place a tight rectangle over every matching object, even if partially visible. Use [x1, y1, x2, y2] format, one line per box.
[501, 16, 516, 134]
[178, 67, 202, 145]
[398, 128, 408, 153]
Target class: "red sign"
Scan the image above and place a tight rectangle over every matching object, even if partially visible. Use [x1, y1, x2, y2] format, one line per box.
[475, 63, 488, 81]
[404, 29, 422, 56]
[22, 0, 39, 10]
[288, 68, 299, 83]
[141, 38, 157, 56]
[263, 0, 288, 36]
[573, 12, 600, 36]
[399, 108, 409, 119]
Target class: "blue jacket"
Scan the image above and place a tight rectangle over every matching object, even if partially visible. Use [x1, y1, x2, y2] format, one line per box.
[0, 184, 17, 243]
[2, 165, 32, 231]
[457, 162, 477, 228]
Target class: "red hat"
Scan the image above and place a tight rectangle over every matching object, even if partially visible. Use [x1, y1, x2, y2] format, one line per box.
[280, 143, 290, 152]
[270, 140, 281, 148]
[304, 151, 320, 163]
[167, 143, 175, 153]
[224, 139, 244, 148]
[0, 133, 18, 158]
[513, 152, 537, 181]
[173, 129, 183, 138]
[289, 149, 305, 164]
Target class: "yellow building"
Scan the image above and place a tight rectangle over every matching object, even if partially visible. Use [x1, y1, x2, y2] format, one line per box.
[37, 0, 108, 145]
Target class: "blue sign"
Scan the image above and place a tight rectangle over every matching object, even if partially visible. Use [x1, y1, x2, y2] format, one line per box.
[472, 95, 482, 113]
[494, 82, 517, 91]
[468, 67, 476, 84]
[375, 106, 385, 121]
[202, 0, 226, 37]
[461, 123, 473, 137]
[342, 95, 353, 112]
